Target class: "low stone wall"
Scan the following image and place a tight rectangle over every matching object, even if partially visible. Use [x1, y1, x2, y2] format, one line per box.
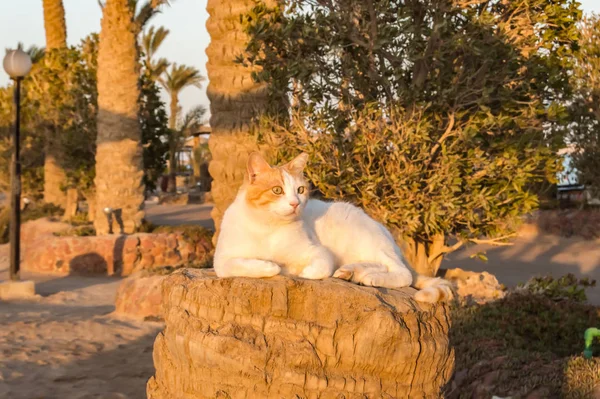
[20, 219, 213, 276]
[147, 268, 454, 398]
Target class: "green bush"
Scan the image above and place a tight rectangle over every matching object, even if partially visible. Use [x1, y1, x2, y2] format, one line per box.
[449, 275, 600, 398]
[242, 0, 581, 276]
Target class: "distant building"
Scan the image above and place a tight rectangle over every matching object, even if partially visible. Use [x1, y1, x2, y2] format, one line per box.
[556, 146, 599, 206]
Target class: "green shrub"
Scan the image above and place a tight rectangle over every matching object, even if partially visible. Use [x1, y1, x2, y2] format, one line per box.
[54, 225, 96, 237]
[449, 275, 600, 398]
[517, 274, 597, 303]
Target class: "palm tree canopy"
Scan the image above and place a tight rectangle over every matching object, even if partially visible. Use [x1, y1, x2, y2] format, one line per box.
[141, 26, 170, 80]
[160, 63, 205, 95]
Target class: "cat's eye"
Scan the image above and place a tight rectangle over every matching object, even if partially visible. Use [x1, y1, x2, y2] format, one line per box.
[272, 186, 283, 195]
[297, 186, 305, 194]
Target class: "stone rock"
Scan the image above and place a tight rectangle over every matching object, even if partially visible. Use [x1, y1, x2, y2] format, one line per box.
[442, 268, 506, 304]
[147, 268, 454, 398]
[114, 273, 166, 319]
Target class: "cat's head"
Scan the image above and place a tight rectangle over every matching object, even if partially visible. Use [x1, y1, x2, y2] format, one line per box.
[244, 152, 309, 222]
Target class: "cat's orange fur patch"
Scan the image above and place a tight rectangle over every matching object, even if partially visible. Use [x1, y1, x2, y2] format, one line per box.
[245, 156, 308, 208]
[245, 167, 285, 207]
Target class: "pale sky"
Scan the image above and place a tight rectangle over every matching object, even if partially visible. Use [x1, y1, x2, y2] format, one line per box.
[1, 0, 598, 123]
[0, 0, 210, 120]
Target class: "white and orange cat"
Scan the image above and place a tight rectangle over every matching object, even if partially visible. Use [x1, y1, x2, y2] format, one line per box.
[213, 152, 453, 303]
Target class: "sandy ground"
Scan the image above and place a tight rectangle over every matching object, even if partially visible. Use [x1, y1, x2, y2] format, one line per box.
[0, 247, 162, 398]
[0, 202, 214, 399]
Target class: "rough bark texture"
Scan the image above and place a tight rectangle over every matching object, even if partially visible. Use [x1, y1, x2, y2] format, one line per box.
[43, 143, 68, 208]
[401, 235, 445, 277]
[42, 0, 68, 207]
[42, 0, 67, 50]
[205, 0, 275, 245]
[147, 268, 454, 398]
[94, 0, 145, 235]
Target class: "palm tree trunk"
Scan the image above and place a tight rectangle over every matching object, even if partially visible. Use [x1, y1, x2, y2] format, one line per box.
[94, 0, 145, 235]
[42, 0, 68, 208]
[167, 92, 178, 193]
[206, 0, 280, 244]
[42, 0, 67, 50]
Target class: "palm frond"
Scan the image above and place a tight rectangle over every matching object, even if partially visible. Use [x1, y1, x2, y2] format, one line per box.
[27, 45, 46, 63]
[160, 63, 206, 94]
[134, 0, 172, 34]
[178, 105, 207, 133]
[134, 1, 156, 33]
[142, 26, 170, 60]
[151, 58, 170, 79]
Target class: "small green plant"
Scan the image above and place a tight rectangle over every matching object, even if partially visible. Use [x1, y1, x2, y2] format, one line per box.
[517, 274, 597, 303]
[67, 212, 90, 226]
[22, 203, 64, 223]
[54, 225, 96, 237]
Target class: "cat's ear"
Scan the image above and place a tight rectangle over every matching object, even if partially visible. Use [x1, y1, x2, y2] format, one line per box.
[247, 152, 271, 183]
[284, 152, 308, 174]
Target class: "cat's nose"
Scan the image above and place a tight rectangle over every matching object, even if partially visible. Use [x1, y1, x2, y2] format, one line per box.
[290, 201, 299, 209]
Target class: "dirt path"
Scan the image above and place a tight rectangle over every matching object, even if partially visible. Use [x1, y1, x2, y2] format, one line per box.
[0, 259, 162, 398]
[444, 233, 600, 305]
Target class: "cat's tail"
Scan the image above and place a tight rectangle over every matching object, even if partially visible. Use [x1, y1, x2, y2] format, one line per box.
[411, 274, 454, 303]
[333, 262, 454, 303]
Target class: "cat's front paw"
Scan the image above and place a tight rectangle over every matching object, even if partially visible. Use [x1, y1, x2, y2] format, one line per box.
[333, 265, 354, 281]
[262, 262, 282, 277]
[298, 260, 333, 280]
[360, 272, 387, 288]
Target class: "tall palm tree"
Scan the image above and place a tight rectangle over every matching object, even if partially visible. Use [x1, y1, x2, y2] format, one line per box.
[94, 0, 168, 235]
[160, 64, 204, 192]
[93, 0, 169, 234]
[42, 0, 68, 208]
[141, 26, 170, 80]
[205, 0, 279, 243]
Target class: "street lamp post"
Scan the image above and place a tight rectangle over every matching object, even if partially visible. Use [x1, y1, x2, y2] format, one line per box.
[3, 49, 32, 281]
